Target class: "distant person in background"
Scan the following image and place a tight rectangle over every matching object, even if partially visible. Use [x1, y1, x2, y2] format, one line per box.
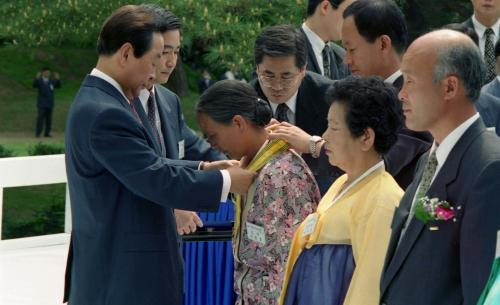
[301, 0, 352, 80]
[198, 68, 215, 93]
[33, 67, 61, 137]
[462, 0, 500, 83]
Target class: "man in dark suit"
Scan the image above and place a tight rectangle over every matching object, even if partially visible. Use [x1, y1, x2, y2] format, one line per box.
[33, 67, 61, 137]
[136, 5, 228, 235]
[477, 39, 500, 135]
[301, 0, 351, 80]
[63, 5, 254, 305]
[341, 0, 432, 189]
[198, 68, 215, 93]
[462, 0, 500, 83]
[269, 0, 431, 191]
[250, 24, 341, 195]
[380, 29, 500, 305]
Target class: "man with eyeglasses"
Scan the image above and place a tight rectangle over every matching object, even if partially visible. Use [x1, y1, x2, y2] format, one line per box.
[251, 24, 341, 195]
[302, 0, 353, 80]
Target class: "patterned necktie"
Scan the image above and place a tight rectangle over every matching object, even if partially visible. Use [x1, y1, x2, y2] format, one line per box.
[399, 149, 439, 242]
[275, 103, 290, 123]
[147, 91, 165, 155]
[416, 149, 438, 200]
[484, 28, 496, 83]
[322, 44, 331, 79]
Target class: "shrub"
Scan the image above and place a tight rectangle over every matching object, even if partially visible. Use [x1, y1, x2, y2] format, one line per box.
[28, 142, 64, 156]
[0, 144, 15, 158]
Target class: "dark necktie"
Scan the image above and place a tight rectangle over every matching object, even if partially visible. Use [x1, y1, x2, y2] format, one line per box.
[485, 28, 496, 83]
[322, 44, 331, 79]
[275, 103, 290, 123]
[147, 91, 166, 155]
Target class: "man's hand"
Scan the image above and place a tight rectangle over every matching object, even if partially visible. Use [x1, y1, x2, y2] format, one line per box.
[174, 209, 203, 235]
[202, 160, 239, 170]
[227, 166, 256, 195]
[54, 72, 60, 80]
[267, 122, 313, 154]
[36, 72, 41, 78]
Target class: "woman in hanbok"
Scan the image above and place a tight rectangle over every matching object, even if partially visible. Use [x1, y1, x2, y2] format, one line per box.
[280, 76, 404, 305]
[196, 80, 321, 305]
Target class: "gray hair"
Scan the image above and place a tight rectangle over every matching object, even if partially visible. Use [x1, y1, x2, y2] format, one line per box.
[432, 41, 485, 102]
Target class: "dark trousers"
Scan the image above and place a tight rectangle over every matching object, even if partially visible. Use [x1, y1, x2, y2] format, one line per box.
[36, 106, 53, 137]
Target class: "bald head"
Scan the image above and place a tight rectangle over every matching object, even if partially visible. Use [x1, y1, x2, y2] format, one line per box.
[406, 30, 484, 101]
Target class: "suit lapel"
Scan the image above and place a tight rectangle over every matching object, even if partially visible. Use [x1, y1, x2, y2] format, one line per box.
[154, 87, 179, 158]
[301, 28, 322, 74]
[381, 119, 486, 294]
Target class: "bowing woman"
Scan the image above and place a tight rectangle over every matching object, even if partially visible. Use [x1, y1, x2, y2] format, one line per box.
[197, 80, 320, 305]
[280, 76, 404, 305]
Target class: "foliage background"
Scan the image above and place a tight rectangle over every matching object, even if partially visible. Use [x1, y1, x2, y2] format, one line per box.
[0, 0, 472, 80]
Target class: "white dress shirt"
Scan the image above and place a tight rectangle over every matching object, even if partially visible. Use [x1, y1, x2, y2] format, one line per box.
[302, 23, 328, 76]
[472, 15, 500, 58]
[385, 70, 402, 85]
[269, 91, 298, 125]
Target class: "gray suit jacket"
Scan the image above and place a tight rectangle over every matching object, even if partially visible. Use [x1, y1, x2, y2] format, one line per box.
[381, 119, 500, 305]
[64, 75, 223, 305]
[134, 84, 225, 161]
[476, 78, 500, 135]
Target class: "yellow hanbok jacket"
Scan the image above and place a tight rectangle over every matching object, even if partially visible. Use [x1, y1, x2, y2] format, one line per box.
[280, 166, 403, 305]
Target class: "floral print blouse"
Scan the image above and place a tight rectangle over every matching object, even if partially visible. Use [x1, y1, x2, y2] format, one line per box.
[233, 149, 320, 305]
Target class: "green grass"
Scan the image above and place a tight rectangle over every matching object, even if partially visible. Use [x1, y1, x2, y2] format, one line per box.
[0, 45, 97, 133]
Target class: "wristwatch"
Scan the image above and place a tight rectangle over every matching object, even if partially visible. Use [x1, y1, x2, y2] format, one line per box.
[309, 135, 323, 158]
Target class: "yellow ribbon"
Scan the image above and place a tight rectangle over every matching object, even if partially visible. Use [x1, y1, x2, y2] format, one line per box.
[233, 139, 289, 239]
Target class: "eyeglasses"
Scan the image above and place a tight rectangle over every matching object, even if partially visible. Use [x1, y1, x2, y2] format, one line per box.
[256, 70, 302, 89]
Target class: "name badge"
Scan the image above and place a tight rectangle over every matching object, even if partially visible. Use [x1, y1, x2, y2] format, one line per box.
[178, 140, 185, 159]
[246, 222, 266, 245]
[302, 213, 319, 237]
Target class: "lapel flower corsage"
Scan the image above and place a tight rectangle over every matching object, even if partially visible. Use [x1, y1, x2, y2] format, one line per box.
[413, 196, 455, 224]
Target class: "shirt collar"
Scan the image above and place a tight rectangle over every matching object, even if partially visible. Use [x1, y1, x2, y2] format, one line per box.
[90, 68, 130, 103]
[385, 70, 402, 85]
[138, 86, 156, 111]
[268, 91, 298, 116]
[302, 23, 326, 57]
[472, 15, 500, 38]
[433, 113, 480, 168]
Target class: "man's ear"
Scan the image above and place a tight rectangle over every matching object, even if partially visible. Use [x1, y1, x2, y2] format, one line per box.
[441, 75, 459, 101]
[379, 35, 393, 53]
[117, 42, 134, 67]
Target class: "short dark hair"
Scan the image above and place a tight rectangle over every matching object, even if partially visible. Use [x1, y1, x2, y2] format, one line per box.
[326, 75, 403, 154]
[140, 4, 182, 33]
[41, 67, 50, 72]
[442, 23, 479, 46]
[196, 80, 272, 127]
[254, 25, 307, 69]
[306, 0, 345, 16]
[496, 39, 500, 58]
[343, 0, 408, 55]
[97, 5, 157, 58]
